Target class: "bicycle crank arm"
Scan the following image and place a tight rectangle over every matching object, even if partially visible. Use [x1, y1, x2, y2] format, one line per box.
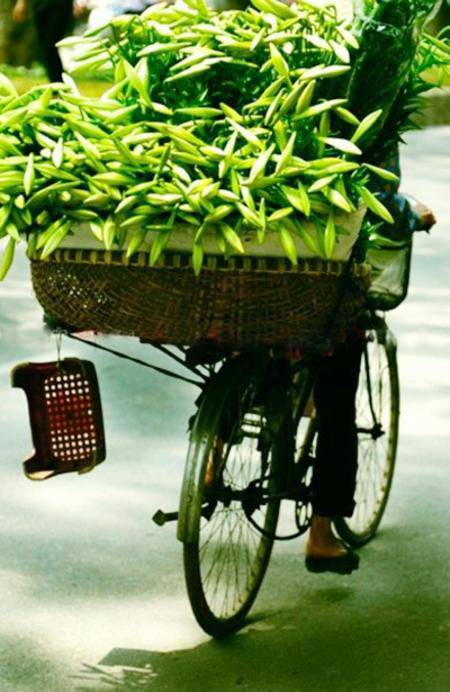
[357, 423, 385, 440]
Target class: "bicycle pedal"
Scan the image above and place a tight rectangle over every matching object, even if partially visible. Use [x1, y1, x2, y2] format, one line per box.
[152, 509, 179, 526]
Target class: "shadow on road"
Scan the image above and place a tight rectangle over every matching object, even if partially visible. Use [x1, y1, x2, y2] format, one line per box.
[73, 570, 450, 692]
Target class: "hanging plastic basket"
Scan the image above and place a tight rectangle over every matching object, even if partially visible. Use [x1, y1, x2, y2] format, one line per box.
[11, 358, 106, 480]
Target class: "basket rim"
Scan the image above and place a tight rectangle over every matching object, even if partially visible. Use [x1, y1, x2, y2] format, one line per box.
[30, 247, 371, 280]
[52, 205, 366, 258]
[31, 248, 370, 350]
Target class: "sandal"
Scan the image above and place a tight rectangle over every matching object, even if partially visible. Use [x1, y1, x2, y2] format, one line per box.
[305, 548, 360, 575]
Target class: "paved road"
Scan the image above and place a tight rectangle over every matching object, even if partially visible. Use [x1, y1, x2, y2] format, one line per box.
[0, 128, 449, 692]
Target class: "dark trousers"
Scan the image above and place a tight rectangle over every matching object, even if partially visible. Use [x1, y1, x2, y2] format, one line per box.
[33, 0, 74, 82]
[312, 332, 364, 518]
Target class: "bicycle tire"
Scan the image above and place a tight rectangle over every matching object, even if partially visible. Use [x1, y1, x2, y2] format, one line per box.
[334, 324, 400, 547]
[179, 353, 284, 637]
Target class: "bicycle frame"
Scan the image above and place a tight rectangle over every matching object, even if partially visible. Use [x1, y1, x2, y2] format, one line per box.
[177, 312, 396, 545]
[177, 348, 316, 544]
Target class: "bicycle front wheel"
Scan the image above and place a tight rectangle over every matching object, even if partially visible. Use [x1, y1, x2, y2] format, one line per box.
[334, 323, 400, 547]
[179, 354, 283, 637]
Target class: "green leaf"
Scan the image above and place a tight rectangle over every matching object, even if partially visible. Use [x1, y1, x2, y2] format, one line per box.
[139, 41, 190, 56]
[317, 137, 362, 156]
[322, 187, 353, 213]
[150, 230, 170, 266]
[126, 228, 147, 258]
[268, 207, 294, 222]
[52, 138, 64, 169]
[324, 212, 336, 259]
[165, 63, 210, 83]
[220, 223, 245, 253]
[0, 73, 17, 97]
[219, 132, 238, 178]
[258, 197, 267, 243]
[359, 187, 394, 224]
[5, 222, 20, 242]
[192, 241, 204, 276]
[102, 216, 116, 250]
[0, 237, 16, 281]
[0, 202, 11, 232]
[250, 28, 265, 51]
[275, 132, 296, 174]
[227, 119, 264, 151]
[273, 120, 287, 150]
[335, 107, 360, 126]
[330, 40, 350, 64]
[351, 110, 383, 144]
[237, 203, 264, 228]
[295, 80, 316, 114]
[277, 82, 307, 118]
[269, 43, 290, 78]
[300, 64, 351, 81]
[248, 143, 275, 182]
[337, 26, 359, 50]
[282, 184, 310, 216]
[26, 232, 37, 259]
[90, 222, 103, 242]
[364, 163, 399, 183]
[177, 106, 222, 119]
[264, 89, 285, 126]
[308, 175, 337, 193]
[303, 35, 331, 52]
[205, 205, 233, 222]
[279, 227, 298, 266]
[41, 220, 70, 259]
[258, 0, 297, 20]
[24, 154, 35, 196]
[311, 162, 360, 175]
[298, 223, 323, 256]
[297, 99, 347, 119]
[241, 178, 256, 212]
[219, 102, 244, 123]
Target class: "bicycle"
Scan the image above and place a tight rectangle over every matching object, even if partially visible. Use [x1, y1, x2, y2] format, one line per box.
[169, 203, 435, 637]
[149, 309, 399, 638]
[27, 231, 404, 639]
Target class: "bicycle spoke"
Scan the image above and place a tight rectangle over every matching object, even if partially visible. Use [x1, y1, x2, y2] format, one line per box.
[194, 405, 278, 622]
[343, 330, 397, 538]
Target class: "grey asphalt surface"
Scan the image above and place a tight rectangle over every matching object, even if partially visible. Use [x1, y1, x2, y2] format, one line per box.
[0, 128, 449, 692]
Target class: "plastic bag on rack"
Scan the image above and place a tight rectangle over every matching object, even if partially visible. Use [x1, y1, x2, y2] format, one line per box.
[365, 194, 419, 311]
[366, 239, 413, 312]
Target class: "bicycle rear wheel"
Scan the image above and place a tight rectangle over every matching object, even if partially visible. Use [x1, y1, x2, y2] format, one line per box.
[179, 354, 284, 637]
[334, 323, 400, 547]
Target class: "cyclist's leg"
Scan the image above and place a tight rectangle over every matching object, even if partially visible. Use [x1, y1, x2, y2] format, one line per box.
[305, 331, 364, 567]
[312, 330, 364, 519]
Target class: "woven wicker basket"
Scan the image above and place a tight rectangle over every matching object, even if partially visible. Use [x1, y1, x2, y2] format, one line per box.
[31, 247, 370, 350]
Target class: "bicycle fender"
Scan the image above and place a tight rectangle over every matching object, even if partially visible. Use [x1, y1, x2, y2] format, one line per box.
[383, 325, 398, 354]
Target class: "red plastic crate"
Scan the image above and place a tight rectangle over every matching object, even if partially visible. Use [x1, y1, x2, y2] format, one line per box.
[12, 358, 106, 480]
